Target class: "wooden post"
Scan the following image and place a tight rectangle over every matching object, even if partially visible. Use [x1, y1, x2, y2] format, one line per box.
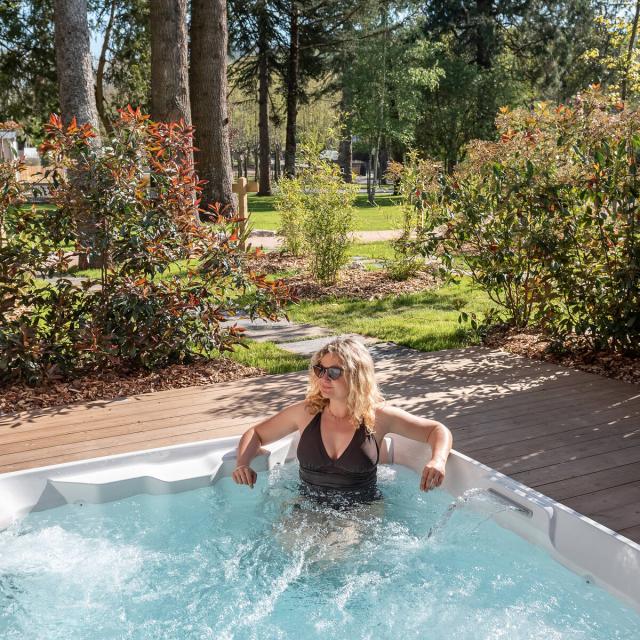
[232, 177, 259, 249]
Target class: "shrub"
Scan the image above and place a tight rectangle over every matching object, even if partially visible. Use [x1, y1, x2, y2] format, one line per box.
[442, 89, 640, 353]
[385, 151, 448, 280]
[0, 109, 290, 385]
[276, 137, 358, 284]
[274, 176, 305, 256]
[445, 132, 579, 328]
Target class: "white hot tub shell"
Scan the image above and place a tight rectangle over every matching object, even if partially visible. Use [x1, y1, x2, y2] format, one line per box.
[0, 434, 639, 614]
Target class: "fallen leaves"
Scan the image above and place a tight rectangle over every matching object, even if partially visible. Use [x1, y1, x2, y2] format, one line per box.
[484, 326, 640, 385]
[0, 358, 263, 416]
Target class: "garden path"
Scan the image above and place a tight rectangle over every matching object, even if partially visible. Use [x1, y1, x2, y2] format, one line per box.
[248, 228, 402, 250]
[1, 321, 639, 544]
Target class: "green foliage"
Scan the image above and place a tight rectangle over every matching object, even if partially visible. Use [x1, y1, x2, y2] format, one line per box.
[436, 89, 640, 353]
[344, 26, 443, 149]
[97, 0, 151, 114]
[275, 135, 358, 284]
[412, 38, 526, 170]
[0, 109, 289, 386]
[385, 151, 447, 279]
[0, 0, 57, 140]
[274, 175, 305, 255]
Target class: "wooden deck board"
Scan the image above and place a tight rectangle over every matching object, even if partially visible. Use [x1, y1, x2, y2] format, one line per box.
[1, 346, 639, 544]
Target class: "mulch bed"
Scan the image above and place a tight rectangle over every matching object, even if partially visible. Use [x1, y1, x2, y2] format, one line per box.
[483, 325, 640, 385]
[248, 250, 438, 301]
[248, 251, 306, 275]
[286, 267, 437, 301]
[0, 358, 263, 416]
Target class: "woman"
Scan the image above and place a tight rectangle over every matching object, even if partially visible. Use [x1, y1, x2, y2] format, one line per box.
[232, 336, 453, 498]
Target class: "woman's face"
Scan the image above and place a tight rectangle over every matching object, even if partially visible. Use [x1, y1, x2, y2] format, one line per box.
[317, 353, 350, 402]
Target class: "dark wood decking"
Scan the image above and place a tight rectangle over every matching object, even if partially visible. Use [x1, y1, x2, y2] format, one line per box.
[1, 345, 638, 543]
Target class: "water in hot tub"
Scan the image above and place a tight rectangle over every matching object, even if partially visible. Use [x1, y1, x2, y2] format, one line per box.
[1, 463, 638, 639]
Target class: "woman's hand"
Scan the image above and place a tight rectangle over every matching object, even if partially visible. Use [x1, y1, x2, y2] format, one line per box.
[232, 464, 257, 489]
[420, 457, 446, 492]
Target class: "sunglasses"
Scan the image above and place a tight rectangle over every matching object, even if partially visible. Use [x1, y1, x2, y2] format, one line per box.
[312, 364, 345, 381]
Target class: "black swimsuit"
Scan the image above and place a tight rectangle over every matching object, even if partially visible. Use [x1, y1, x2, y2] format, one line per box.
[297, 411, 380, 501]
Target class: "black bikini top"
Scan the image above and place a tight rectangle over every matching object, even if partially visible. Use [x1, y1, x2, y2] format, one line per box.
[297, 411, 379, 491]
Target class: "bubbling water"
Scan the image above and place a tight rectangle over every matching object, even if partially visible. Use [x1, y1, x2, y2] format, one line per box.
[0, 463, 638, 640]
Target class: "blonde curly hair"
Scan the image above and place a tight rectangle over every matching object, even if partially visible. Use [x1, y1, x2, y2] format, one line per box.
[305, 336, 383, 432]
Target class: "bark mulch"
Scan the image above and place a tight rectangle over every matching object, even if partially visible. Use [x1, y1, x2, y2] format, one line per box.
[286, 267, 437, 302]
[0, 358, 263, 416]
[248, 251, 438, 301]
[483, 326, 640, 385]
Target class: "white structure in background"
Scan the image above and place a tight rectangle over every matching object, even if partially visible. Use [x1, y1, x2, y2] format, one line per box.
[319, 149, 339, 162]
[0, 128, 18, 162]
[21, 146, 40, 164]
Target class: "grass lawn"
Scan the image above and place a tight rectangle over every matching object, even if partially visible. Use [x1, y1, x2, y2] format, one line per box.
[247, 193, 403, 232]
[225, 339, 309, 374]
[346, 241, 395, 261]
[286, 278, 492, 352]
[70, 242, 396, 278]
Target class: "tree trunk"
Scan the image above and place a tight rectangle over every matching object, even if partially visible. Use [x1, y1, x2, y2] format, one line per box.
[337, 34, 354, 182]
[371, 145, 379, 203]
[254, 146, 260, 182]
[474, 0, 493, 69]
[622, 0, 640, 102]
[338, 88, 353, 183]
[379, 145, 388, 184]
[150, 0, 190, 123]
[95, 0, 116, 136]
[53, 0, 102, 269]
[338, 134, 352, 183]
[284, 0, 299, 178]
[190, 0, 236, 214]
[366, 149, 373, 203]
[244, 147, 249, 178]
[257, 3, 272, 196]
[274, 142, 281, 182]
[237, 154, 243, 178]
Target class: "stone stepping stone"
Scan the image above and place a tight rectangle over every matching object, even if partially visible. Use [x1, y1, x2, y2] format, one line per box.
[278, 333, 378, 358]
[222, 318, 335, 344]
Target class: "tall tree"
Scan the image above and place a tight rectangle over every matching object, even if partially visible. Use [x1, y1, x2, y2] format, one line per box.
[283, 0, 299, 177]
[621, 0, 640, 101]
[150, 0, 190, 123]
[95, 0, 116, 133]
[190, 0, 236, 213]
[256, 0, 272, 195]
[53, 0, 102, 268]
[229, 0, 287, 195]
[53, 0, 100, 130]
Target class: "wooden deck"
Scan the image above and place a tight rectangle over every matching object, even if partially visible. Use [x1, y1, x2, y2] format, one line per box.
[1, 345, 639, 543]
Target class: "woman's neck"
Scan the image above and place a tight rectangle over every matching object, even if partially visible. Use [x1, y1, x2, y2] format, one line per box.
[326, 401, 350, 420]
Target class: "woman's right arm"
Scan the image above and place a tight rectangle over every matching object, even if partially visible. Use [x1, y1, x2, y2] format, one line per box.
[232, 401, 306, 488]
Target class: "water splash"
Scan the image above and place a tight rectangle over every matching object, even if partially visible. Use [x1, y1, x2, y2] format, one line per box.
[427, 488, 521, 540]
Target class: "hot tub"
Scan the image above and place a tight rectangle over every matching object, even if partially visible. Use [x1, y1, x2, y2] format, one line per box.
[1, 434, 639, 639]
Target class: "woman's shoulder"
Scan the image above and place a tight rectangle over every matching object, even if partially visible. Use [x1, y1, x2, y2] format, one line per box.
[374, 400, 394, 417]
[287, 399, 318, 426]
[373, 401, 395, 427]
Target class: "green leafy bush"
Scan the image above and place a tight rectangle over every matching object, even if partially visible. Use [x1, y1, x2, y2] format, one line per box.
[274, 176, 305, 256]
[385, 152, 447, 280]
[0, 109, 289, 386]
[275, 137, 358, 284]
[444, 89, 640, 353]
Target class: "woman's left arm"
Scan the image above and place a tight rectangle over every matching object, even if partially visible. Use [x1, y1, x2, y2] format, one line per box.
[377, 405, 453, 492]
